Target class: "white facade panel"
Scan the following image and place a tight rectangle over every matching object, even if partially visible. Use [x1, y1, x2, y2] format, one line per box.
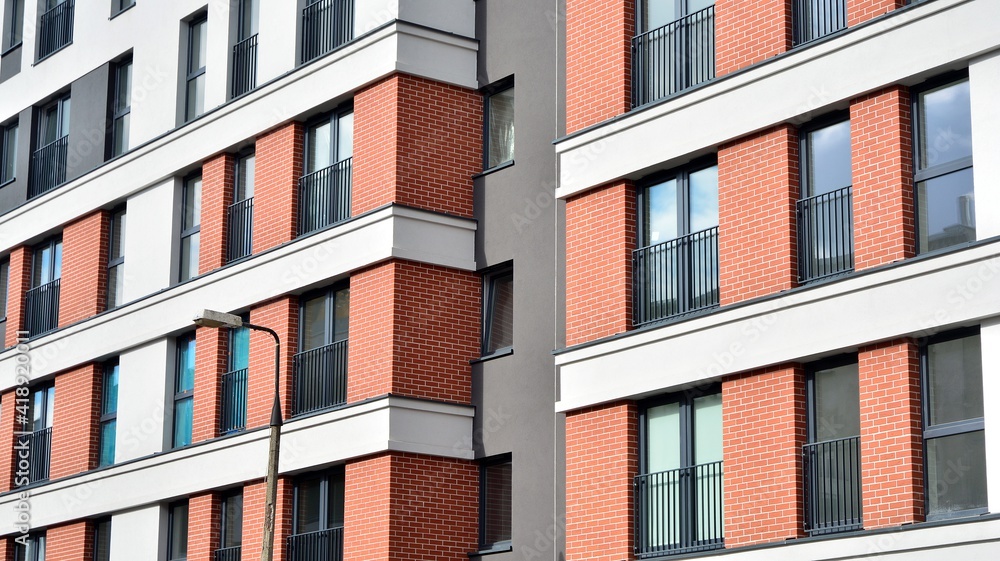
[117, 339, 173, 462]
[122, 178, 179, 303]
[970, 50, 1000, 241]
[109, 505, 165, 561]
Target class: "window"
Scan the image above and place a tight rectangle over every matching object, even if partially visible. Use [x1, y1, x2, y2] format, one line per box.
[300, 108, 353, 235]
[31, 94, 70, 198]
[12, 532, 45, 561]
[295, 285, 349, 414]
[292, 468, 344, 536]
[792, 0, 846, 45]
[26, 237, 62, 336]
[93, 518, 111, 561]
[232, 0, 258, 98]
[167, 501, 189, 561]
[636, 389, 723, 556]
[112, 0, 134, 16]
[221, 317, 249, 434]
[99, 360, 118, 466]
[19, 384, 54, 485]
[5, 0, 24, 49]
[804, 357, 861, 534]
[479, 456, 513, 552]
[482, 265, 513, 355]
[922, 329, 986, 519]
[300, 0, 353, 64]
[228, 150, 254, 262]
[914, 76, 974, 253]
[220, 491, 243, 554]
[635, 162, 719, 325]
[179, 173, 202, 282]
[107, 207, 126, 309]
[185, 14, 208, 122]
[798, 117, 852, 281]
[37, 0, 74, 59]
[173, 334, 195, 448]
[110, 57, 132, 157]
[1, 120, 17, 185]
[1, 259, 9, 321]
[632, 0, 715, 106]
[484, 80, 514, 169]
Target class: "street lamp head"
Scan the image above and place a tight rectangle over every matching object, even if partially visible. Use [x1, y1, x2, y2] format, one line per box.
[193, 309, 245, 329]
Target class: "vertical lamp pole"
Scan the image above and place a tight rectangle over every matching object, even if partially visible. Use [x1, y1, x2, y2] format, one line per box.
[194, 310, 282, 561]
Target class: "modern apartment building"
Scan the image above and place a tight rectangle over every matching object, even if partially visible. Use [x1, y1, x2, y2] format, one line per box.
[0, 1, 562, 560]
[557, 0, 1000, 559]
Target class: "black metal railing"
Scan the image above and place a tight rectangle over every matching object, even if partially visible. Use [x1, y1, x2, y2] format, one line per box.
[803, 436, 861, 534]
[232, 34, 258, 98]
[213, 546, 242, 561]
[293, 340, 348, 415]
[24, 279, 60, 337]
[797, 186, 853, 282]
[29, 136, 69, 199]
[632, 6, 715, 108]
[298, 158, 352, 236]
[19, 427, 52, 485]
[220, 368, 248, 434]
[793, 0, 846, 46]
[38, 0, 74, 58]
[633, 227, 718, 326]
[286, 527, 343, 561]
[227, 197, 254, 262]
[301, 0, 354, 64]
[634, 461, 724, 557]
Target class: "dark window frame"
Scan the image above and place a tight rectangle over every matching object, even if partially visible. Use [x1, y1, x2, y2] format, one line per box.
[298, 282, 350, 352]
[220, 489, 244, 549]
[291, 466, 345, 534]
[481, 263, 513, 357]
[12, 531, 46, 561]
[237, 0, 258, 41]
[31, 236, 62, 288]
[638, 384, 722, 473]
[167, 500, 189, 561]
[185, 13, 208, 122]
[99, 359, 118, 466]
[172, 333, 196, 449]
[482, 76, 515, 171]
[234, 148, 255, 203]
[478, 454, 513, 552]
[106, 206, 126, 310]
[37, 93, 70, 148]
[1, 120, 17, 186]
[93, 517, 112, 561]
[179, 172, 202, 282]
[28, 382, 55, 432]
[111, 0, 135, 17]
[804, 354, 860, 443]
[636, 156, 718, 248]
[304, 105, 354, 175]
[0, 258, 9, 321]
[109, 56, 132, 158]
[5, 0, 24, 50]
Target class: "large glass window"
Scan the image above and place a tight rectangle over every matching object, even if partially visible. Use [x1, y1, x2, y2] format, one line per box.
[220, 491, 243, 551]
[179, 173, 202, 282]
[221, 317, 249, 434]
[12, 532, 45, 561]
[93, 518, 111, 561]
[305, 109, 353, 174]
[173, 334, 195, 448]
[107, 207, 126, 309]
[485, 80, 515, 169]
[799, 118, 853, 281]
[295, 285, 349, 414]
[482, 265, 513, 355]
[167, 501, 189, 561]
[228, 150, 255, 263]
[915, 76, 974, 253]
[110, 57, 132, 157]
[300, 108, 353, 235]
[5, 0, 24, 49]
[1, 121, 17, 185]
[99, 360, 118, 466]
[31, 95, 70, 197]
[38, 95, 70, 147]
[185, 15, 208, 122]
[1, 259, 9, 322]
[26, 237, 62, 336]
[633, 0, 715, 106]
[293, 468, 345, 535]
[19, 384, 54, 485]
[479, 456, 512, 551]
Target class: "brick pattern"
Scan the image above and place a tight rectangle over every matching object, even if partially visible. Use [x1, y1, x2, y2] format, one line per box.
[248, 297, 298, 427]
[254, 123, 304, 252]
[3, 247, 31, 347]
[565, 181, 635, 347]
[348, 261, 479, 404]
[344, 452, 478, 561]
[716, 0, 790, 76]
[859, 338, 923, 528]
[719, 125, 798, 306]
[0, 391, 16, 491]
[193, 327, 227, 443]
[49, 364, 101, 479]
[565, 402, 637, 561]
[200, 153, 236, 274]
[354, 74, 481, 218]
[188, 492, 221, 561]
[851, 86, 915, 270]
[45, 521, 92, 561]
[565, 0, 633, 133]
[848, 0, 904, 27]
[59, 210, 110, 327]
[723, 364, 806, 547]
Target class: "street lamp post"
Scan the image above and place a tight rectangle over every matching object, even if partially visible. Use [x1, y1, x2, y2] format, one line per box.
[194, 310, 282, 561]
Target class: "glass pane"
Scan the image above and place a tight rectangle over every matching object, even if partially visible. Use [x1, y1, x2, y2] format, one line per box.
[3, 125, 16, 181]
[44, 386, 54, 427]
[693, 393, 722, 464]
[689, 0, 715, 12]
[0, 261, 8, 317]
[31, 388, 46, 430]
[107, 264, 124, 308]
[813, 362, 860, 441]
[643, 0, 677, 30]
[302, 294, 327, 350]
[94, 520, 111, 561]
[327, 470, 345, 527]
[806, 120, 851, 196]
[223, 494, 244, 547]
[646, 402, 680, 473]
[644, 178, 678, 245]
[52, 240, 62, 280]
[337, 112, 353, 161]
[689, 165, 719, 233]
[59, 98, 70, 138]
[186, 75, 206, 121]
[33, 245, 51, 285]
[183, 176, 202, 230]
[230, 326, 250, 371]
[169, 503, 189, 559]
[115, 62, 132, 113]
[103, 364, 119, 414]
[10, 0, 23, 46]
[41, 105, 58, 144]
[237, 153, 256, 200]
[485, 274, 513, 353]
[295, 476, 323, 533]
[113, 114, 130, 156]
[333, 288, 350, 342]
[190, 19, 207, 71]
[99, 420, 116, 466]
[307, 121, 331, 173]
[241, 0, 259, 37]
[927, 334, 983, 426]
[110, 211, 126, 260]
[180, 234, 199, 281]
[173, 397, 193, 447]
[927, 431, 987, 515]
[483, 462, 512, 545]
[919, 79, 972, 169]
[177, 338, 196, 392]
[917, 168, 975, 252]
[488, 87, 515, 168]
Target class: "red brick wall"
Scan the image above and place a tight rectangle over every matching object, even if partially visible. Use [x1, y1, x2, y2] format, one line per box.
[59, 210, 110, 326]
[344, 453, 478, 561]
[242, 479, 294, 561]
[4, 247, 31, 347]
[859, 338, 923, 528]
[565, 402, 637, 561]
[348, 261, 479, 404]
[353, 74, 481, 218]
[45, 521, 91, 561]
[716, 0, 790, 76]
[565, 0, 633, 133]
[188, 493, 221, 561]
[248, 297, 297, 427]
[193, 327, 227, 442]
[200, 153, 236, 274]
[851, 86, 915, 270]
[49, 364, 100, 479]
[718, 125, 798, 306]
[723, 365, 806, 547]
[0, 391, 15, 491]
[565, 181, 635, 347]
[848, 0, 904, 27]
[254, 123, 304, 252]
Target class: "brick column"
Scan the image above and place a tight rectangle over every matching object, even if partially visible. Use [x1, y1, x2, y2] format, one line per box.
[723, 365, 806, 547]
[565, 181, 635, 347]
[45, 521, 91, 561]
[188, 492, 220, 561]
[859, 338, 923, 528]
[851, 86, 915, 270]
[242, 479, 294, 561]
[192, 327, 227, 443]
[200, 153, 236, 274]
[59, 211, 111, 327]
[718, 125, 799, 306]
[254, 123, 304, 253]
[248, 297, 297, 428]
[565, 402, 637, 561]
[5, 247, 32, 347]
[49, 364, 101, 479]
[716, 0, 791, 76]
[565, 0, 633, 133]
[848, 0, 904, 27]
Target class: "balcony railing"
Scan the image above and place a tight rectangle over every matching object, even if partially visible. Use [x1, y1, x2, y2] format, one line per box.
[286, 527, 343, 561]
[797, 185, 853, 282]
[631, 6, 715, 108]
[634, 461, 724, 557]
[803, 436, 861, 534]
[301, 0, 354, 64]
[220, 368, 248, 434]
[793, 0, 846, 46]
[24, 279, 60, 337]
[232, 34, 258, 98]
[293, 340, 347, 416]
[633, 227, 718, 326]
[214, 546, 242, 561]
[298, 158, 352, 236]
[29, 136, 69, 199]
[227, 197, 254, 262]
[18, 427, 52, 485]
[38, 0, 74, 59]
